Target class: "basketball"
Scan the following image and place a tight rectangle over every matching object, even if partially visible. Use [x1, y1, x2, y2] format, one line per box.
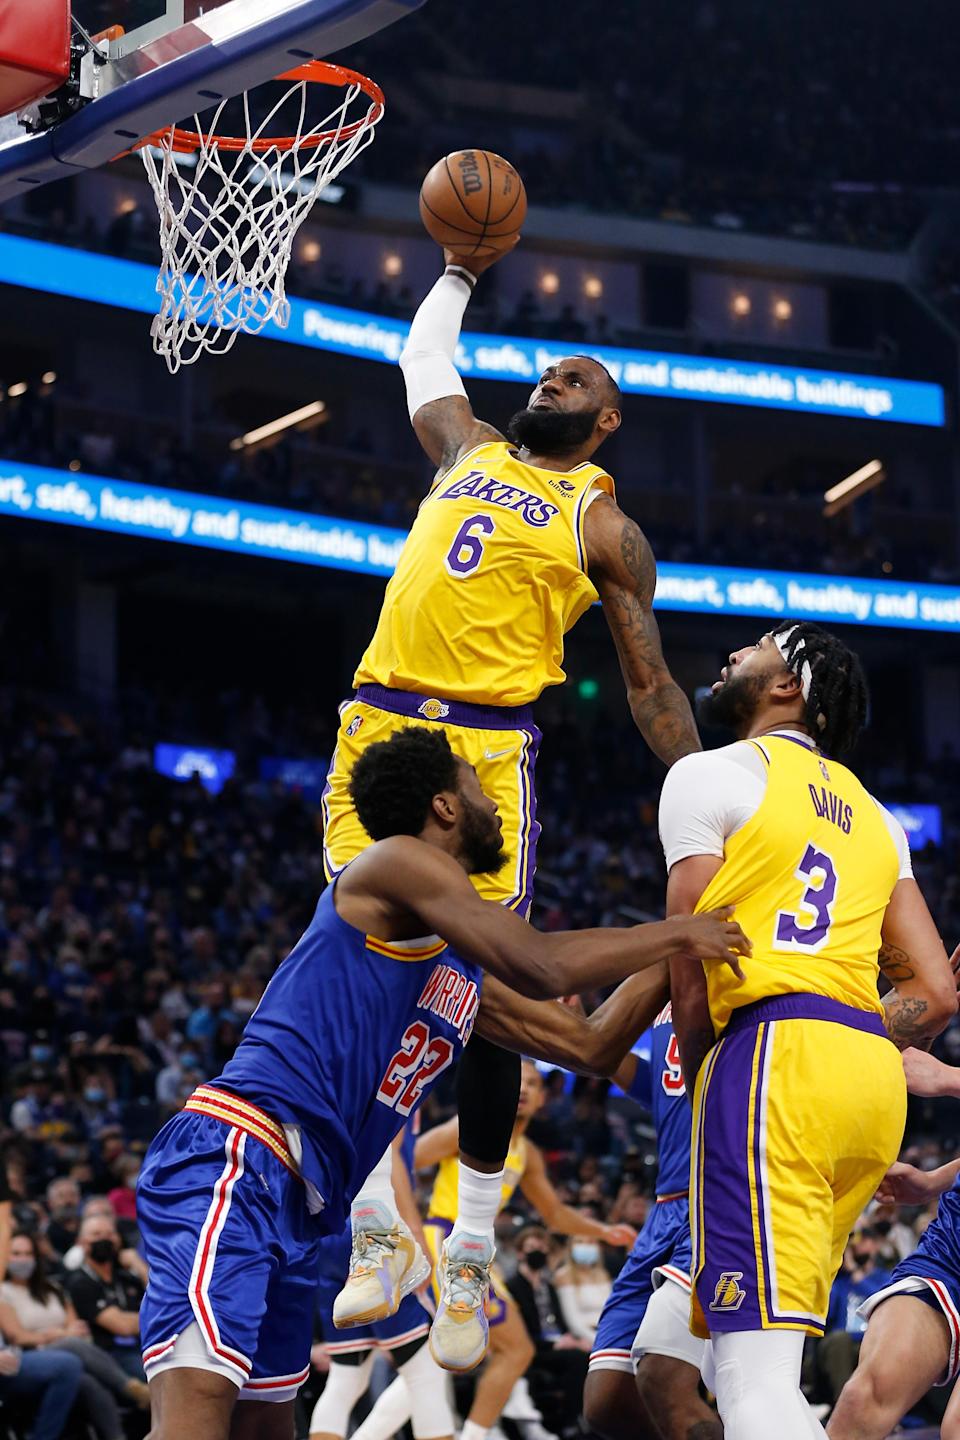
[419, 150, 527, 257]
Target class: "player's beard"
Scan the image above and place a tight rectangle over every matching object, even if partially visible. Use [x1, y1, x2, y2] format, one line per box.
[697, 670, 771, 735]
[507, 405, 600, 456]
[459, 796, 509, 876]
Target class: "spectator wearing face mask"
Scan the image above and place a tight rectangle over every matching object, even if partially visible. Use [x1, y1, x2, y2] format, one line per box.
[508, 1228, 591, 1437]
[44, 1179, 82, 1261]
[553, 1237, 612, 1345]
[65, 1216, 146, 1382]
[0, 1230, 150, 1438]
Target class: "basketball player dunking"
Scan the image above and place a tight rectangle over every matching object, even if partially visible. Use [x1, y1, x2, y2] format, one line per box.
[660, 621, 957, 1440]
[324, 240, 702, 1373]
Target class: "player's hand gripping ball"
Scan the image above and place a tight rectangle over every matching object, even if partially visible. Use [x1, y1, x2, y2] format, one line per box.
[420, 149, 527, 259]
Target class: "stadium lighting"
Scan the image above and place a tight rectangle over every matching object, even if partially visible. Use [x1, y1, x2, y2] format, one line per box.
[540, 272, 560, 295]
[230, 401, 328, 451]
[41, 370, 56, 385]
[383, 253, 403, 277]
[731, 292, 752, 317]
[583, 276, 603, 300]
[773, 297, 793, 322]
[823, 458, 885, 516]
[300, 239, 322, 263]
[7, 382, 27, 397]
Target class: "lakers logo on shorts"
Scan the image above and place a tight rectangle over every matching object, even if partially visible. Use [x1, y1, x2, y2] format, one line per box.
[418, 698, 451, 721]
[709, 1272, 747, 1313]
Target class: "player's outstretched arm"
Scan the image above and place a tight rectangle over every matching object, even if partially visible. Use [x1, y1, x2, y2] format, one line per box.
[345, 836, 749, 1000]
[474, 965, 668, 1078]
[412, 1116, 460, 1171]
[583, 495, 701, 767]
[875, 1157, 960, 1207]
[663, 853, 725, 1098]
[518, 1142, 637, 1248]
[399, 246, 514, 471]
[878, 880, 957, 1049]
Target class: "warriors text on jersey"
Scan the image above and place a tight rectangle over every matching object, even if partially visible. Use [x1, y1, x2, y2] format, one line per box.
[355, 441, 614, 706]
[211, 881, 483, 1230]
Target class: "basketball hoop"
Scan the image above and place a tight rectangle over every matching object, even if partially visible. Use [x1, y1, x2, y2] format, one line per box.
[137, 61, 384, 373]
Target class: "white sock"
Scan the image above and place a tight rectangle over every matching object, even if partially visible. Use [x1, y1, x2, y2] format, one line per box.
[712, 1330, 827, 1440]
[352, 1145, 398, 1226]
[462, 1422, 489, 1440]
[349, 1375, 413, 1440]
[450, 1163, 503, 1244]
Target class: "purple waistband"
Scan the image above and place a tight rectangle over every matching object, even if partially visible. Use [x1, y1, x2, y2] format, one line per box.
[723, 992, 886, 1038]
[425, 1215, 454, 1235]
[355, 684, 537, 733]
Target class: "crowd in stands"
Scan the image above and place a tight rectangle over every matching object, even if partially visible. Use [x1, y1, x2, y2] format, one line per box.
[0, 676, 958, 1431]
[68, 0, 957, 248]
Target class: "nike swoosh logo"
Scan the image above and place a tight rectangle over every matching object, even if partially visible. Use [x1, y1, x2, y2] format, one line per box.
[483, 747, 515, 761]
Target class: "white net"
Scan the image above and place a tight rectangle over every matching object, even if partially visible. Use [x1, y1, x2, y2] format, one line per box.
[139, 67, 382, 373]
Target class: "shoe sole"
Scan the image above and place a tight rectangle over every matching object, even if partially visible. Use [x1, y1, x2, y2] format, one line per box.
[428, 1327, 488, 1373]
[333, 1249, 432, 1329]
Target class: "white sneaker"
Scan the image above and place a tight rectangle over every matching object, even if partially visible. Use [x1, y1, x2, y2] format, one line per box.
[332, 1199, 430, 1328]
[429, 1230, 494, 1372]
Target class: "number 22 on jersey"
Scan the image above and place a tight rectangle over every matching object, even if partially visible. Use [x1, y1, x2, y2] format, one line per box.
[377, 1021, 455, 1117]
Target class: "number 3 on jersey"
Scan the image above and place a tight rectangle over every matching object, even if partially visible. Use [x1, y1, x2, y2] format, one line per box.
[661, 1034, 685, 1095]
[377, 1021, 455, 1117]
[445, 514, 495, 577]
[775, 843, 838, 951]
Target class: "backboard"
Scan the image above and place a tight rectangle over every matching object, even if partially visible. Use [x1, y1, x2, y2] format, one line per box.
[0, 0, 423, 204]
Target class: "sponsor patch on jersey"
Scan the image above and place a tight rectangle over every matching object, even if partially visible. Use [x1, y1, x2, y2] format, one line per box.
[709, 1272, 747, 1313]
[418, 698, 450, 722]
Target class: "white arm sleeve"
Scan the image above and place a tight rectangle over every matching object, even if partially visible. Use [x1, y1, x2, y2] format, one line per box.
[398, 269, 472, 420]
[873, 801, 914, 880]
[657, 746, 768, 872]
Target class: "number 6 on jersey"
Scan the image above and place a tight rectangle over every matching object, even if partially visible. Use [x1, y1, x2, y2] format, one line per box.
[445, 514, 495, 577]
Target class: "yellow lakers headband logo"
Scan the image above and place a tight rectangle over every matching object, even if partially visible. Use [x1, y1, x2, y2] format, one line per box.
[418, 698, 451, 721]
[709, 1272, 747, 1313]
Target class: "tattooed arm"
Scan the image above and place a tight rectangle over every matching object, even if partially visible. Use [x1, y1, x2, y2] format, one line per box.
[878, 880, 957, 1050]
[583, 494, 701, 767]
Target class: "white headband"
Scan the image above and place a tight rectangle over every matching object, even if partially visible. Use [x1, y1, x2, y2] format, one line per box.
[772, 627, 826, 732]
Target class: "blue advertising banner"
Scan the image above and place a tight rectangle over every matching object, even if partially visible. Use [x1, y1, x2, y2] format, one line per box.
[0, 233, 945, 426]
[2, 458, 959, 632]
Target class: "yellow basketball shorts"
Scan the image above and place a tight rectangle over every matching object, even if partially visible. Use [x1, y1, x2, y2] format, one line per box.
[321, 683, 542, 914]
[423, 1216, 512, 1327]
[690, 992, 906, 1339]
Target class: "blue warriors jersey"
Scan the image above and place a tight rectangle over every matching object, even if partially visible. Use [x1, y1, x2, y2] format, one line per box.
[625, 1004, 691, 1197]
[214, 883, 482, 1230]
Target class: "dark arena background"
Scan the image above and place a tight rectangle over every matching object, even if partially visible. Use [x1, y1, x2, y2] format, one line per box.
[0, 0, 958, 1436]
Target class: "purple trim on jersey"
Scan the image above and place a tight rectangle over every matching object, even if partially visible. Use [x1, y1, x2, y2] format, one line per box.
[354, 684, 536, 733]
[724, 993, 885, 1038]
[511, 727, 542, 918]
[774, 732, 818, 752]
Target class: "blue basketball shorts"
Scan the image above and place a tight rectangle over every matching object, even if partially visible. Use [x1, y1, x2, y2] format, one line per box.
[860, 1180, 960, 1386]
[589, 1194, 693, 1373]
[138, 1089, 324, 1402]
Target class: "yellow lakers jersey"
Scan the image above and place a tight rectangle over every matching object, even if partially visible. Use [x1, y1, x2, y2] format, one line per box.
[355, 441, 615, 706]
[695, 735, 900, 1033]
[428, 1134, 528, 1221]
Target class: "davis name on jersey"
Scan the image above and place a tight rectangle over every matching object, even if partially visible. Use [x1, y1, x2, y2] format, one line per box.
[213, 883, 482, 1231]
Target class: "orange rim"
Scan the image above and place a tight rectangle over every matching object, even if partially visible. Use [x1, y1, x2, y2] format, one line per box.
[138, 61, 384, 155]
